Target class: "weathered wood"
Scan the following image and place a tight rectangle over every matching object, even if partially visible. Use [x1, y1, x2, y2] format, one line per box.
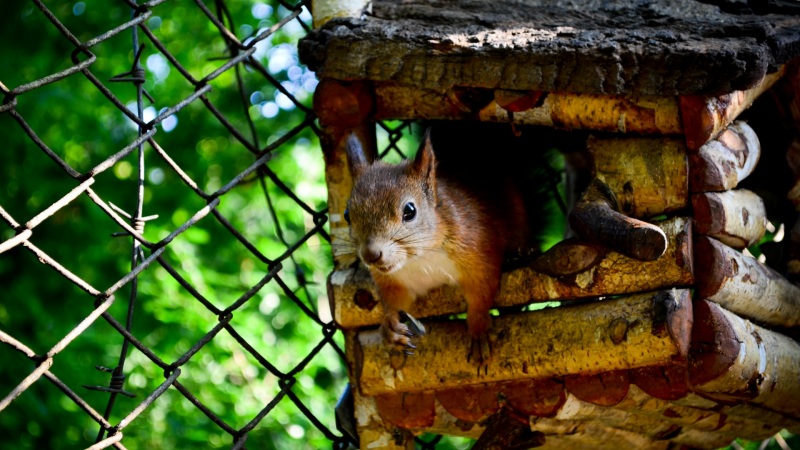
[694, 236, 800, 328]
[435, 384, 501, 423]
[689, 300, 800, 419]
[314, 79, 376, 269]
[374, 391, 435, 429]
[588, 135, 688, 219]
[330, 217, 693, 329]
[374, 83, 683, 134]
[688, 121, 761, 192]
[680, 69, 784, 150]
[353, 390, 414, 450]
[356, 289, 692, 396]
[299, 1, 800, 97]
[692, 190, 767, 249]
[311, 0, 371, 28]
[546, 393, 741, 448]
[533, 419, 673, 450]
[501, 378, 566, 419]
[563, 370, 629, 407]
[529, 239, 607, 278]
[629, 364, 689, 401]
[613, 385, 781, 440]
[569, 179, 668, 261]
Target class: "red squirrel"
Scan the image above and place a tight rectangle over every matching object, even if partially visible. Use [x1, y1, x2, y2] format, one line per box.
[342, 129, 529, 367]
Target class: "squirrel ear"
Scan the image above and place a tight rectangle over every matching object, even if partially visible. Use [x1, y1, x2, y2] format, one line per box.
[413, 128, 437, 196]
[345, 132, 371, 177]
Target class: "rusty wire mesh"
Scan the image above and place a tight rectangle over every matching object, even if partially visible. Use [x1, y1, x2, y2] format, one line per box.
[0, 0, 357, 448]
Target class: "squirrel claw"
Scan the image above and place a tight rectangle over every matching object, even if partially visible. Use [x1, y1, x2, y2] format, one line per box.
[468, 335, 492, 374]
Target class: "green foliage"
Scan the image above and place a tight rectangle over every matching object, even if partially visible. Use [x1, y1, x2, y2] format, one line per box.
[0, 1, 344, 449]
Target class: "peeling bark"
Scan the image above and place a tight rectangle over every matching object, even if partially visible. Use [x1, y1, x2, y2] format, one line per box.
[356, 289, 692, 396]
[694, 236, 800, 328]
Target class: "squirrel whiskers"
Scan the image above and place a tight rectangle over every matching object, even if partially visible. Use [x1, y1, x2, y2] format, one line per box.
[343, 129, 529, 368]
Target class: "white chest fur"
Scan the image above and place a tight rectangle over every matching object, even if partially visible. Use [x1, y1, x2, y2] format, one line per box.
[389, 250, 461, 298]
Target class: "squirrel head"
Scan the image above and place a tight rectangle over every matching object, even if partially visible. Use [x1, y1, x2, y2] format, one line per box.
[343, 130, 441, 275]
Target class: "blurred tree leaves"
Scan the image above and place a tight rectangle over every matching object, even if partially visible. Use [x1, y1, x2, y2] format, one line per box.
[0, 1, 343, 449]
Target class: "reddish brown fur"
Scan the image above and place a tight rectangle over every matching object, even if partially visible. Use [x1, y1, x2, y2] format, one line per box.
[344, 131, 529, 366]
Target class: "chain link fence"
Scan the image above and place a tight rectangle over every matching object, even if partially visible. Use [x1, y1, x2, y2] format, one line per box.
[0, 0, 575, 448]
[0, 0, 359, 448]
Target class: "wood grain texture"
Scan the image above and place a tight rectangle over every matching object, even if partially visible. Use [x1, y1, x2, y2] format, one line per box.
[692, 189, 767, 249]
[688, 121, 761, 191]
[356, 289, 692, 396]
[373, 83, 683, 134]
[694, 236, 800, 328]
[301, 1, 800, 96]
[689, 300, 800, 419]
[588, 135, 688, 219]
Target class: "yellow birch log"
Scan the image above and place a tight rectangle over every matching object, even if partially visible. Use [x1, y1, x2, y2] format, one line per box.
[680, 68, 784, 150]
[692, 189, 767, 249]
[588, 135, 689, 219]
[689, 300, 800, 419]
[373, 83, 684, 135]
[614, 385, 781, 440]
[330, 217, 693, 329]
[531, 419, 671, 450]
[544, 393, 742, 448]
[694, 236, 800, 328]
[688, 121, 761, 192]
[355, 289, 692, 396]
[632, 363, 800, 432]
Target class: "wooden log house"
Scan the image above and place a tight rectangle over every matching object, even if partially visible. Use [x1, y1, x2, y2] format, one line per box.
[299, 1, 800, 448]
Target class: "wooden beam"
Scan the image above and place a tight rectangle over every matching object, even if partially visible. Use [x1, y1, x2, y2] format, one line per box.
[680, 68, 784, 150]
[374, 83, 683, 135]
[694, 236, 800, 328]
[330, 217, 693, 330]
[688, 121, 761, 192]
[614, 385, 781, 440]
[356, 289, 692, 396]
[689, 300, 800, 418]
[692, 189, 767, 249]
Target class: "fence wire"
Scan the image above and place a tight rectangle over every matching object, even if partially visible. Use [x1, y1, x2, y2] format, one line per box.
[0, 0, 351, 448]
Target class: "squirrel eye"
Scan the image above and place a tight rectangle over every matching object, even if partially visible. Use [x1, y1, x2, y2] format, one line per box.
[402, 202, 417, 222]
[343, 208, 350, 224]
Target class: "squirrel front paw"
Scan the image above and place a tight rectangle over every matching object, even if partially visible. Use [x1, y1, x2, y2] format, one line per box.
[381, 311, 422, 355]
[468, 334, 492, 375]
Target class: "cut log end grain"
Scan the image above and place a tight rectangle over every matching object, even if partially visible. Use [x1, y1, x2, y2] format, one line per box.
[630, 365, 690, 401]
[374, 391, 436, 429]
[680, 70, 783, 150]
[694, 235, 800, 328]
[692, 189, 767, 248]
[564, 370, 630, 406]
[688, 121, 761, 192]
[688, 300, 740, 387]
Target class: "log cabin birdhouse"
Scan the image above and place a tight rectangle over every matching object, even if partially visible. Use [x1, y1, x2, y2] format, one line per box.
[299, 1, 800, 448]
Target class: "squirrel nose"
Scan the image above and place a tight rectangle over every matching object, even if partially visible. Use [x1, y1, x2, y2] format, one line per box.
[362, 246, 383, 264]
